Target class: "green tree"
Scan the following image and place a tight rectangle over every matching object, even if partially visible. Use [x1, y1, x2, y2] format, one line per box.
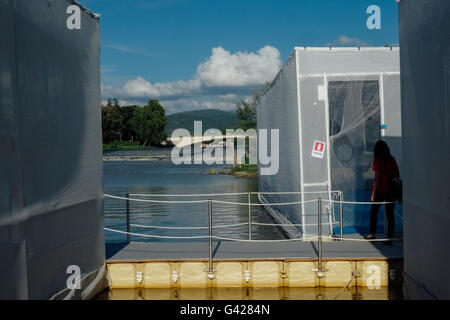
[106, 97, 120, 108]
[102, 106, 124, 143]
[235, 82, 270, 130]
[131, 99, 168, 146]
[119, 105, 138, 141]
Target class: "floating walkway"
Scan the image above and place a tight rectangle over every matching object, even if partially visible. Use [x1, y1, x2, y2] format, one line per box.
[105, 236, 403, 289]
[104, 193, 403, 290]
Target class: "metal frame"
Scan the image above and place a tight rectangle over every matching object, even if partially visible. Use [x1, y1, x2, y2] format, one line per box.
[323, 72, 334, 235]
[207, 200, 215, 279]
[126, 193, 130, 244]
[295, 50, 307, 237]
[379, 72, 386, 137]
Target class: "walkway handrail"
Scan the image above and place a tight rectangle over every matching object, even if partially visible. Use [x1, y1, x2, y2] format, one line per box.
[105, 193, 398, 205]
[106, 194, 326, 206]
[104, 228, 401, 243]
[130, 192, 249, 197]
[131, 222, 249, 230]
[251, 191, 341, 195]
[324, 199, 397, 205]
[104, 192, 401, 235]
[104, 227, 210, 240]
[105, 194, 209, 204]
[129, 221, 341, 230]
[104, 191, 403, 279]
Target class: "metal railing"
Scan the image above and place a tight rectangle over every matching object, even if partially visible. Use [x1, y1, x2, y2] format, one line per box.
[104, 191, 402, 278]
[107, 191, 344, 240]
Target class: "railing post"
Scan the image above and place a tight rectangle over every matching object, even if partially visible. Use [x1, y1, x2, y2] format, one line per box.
[126, 193, 130, 244]
[318, 198, 323, 273]
[248, 192, 252, 240]
[207, 200, 215, 279]
[339, 191, 344, 240]
[312, 198, 327, 278]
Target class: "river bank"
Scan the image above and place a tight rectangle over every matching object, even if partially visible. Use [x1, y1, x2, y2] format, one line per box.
[103, 149, 258, 178]
[208, 165, 258, 179]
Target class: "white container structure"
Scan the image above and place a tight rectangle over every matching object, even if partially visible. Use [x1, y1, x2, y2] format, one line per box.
[257, 47, 401, 238]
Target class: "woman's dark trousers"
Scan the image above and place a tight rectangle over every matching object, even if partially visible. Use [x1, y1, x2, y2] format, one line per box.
[370, 192, 396, 238]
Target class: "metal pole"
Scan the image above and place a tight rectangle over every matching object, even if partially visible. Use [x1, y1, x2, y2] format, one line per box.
[318, 198, 323, 273]
[126, 193, 130, 244]
[339, 191, 344, 240]
[312, 198, 327, 278]
[208, 200, 213, 275]
[248, 192, 252, 240]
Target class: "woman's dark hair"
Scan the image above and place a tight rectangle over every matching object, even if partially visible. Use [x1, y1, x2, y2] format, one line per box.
[374, 140, 393, 161]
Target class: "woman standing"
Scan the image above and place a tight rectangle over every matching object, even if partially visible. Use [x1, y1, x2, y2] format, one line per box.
[365, 140, 400, 245]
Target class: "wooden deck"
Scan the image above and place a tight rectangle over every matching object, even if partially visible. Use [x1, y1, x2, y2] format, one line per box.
[106, 233, 403, 262]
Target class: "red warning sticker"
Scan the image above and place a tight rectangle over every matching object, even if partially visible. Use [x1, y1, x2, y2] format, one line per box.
[312, 140, 326, 159]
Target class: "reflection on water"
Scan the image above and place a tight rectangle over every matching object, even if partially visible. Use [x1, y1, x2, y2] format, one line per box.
[103, 150, 287, 243]
[96, 286, 403, 300]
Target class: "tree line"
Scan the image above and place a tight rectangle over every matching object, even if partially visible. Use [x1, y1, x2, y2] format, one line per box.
[102, 82, 268, 148]
[102, 98, 168, 146]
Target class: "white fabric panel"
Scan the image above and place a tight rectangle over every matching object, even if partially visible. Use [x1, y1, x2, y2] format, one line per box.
[399, 0, 450, 300]
[296, 48, 400, 75]
[382, 74, 402, 167]
[298, 73, 332, 236]
[258, 53, 303, 238]
[0, 0, 105, 299]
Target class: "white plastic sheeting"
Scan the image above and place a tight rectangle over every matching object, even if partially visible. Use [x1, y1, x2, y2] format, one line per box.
[0, 0, 106, 299]
[258, 48, 401, 238]
[399, 0, 450, 300]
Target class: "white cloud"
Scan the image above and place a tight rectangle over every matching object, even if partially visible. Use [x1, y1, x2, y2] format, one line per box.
[218, 93, 238, 101]
[105, 45, 282, 101]
[120, 77, 201, 99]
[103, 44, 154, 56]
[326, 35, 369, 47]
[196, 46, 282, 87]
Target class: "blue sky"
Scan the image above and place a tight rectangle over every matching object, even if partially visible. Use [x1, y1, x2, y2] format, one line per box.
[79, 0, 399, 114]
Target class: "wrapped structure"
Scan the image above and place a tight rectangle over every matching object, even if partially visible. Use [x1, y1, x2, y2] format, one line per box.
[258, 47, 401, 237]
[0, 0, 105, 299]
[399, 0, 450, 299]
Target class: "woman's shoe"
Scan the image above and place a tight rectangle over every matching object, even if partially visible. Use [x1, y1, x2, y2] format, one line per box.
[364, 234, 376, 240]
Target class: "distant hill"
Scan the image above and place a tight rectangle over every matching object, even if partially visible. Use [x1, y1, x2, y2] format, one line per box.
[166, 109, 238, 135]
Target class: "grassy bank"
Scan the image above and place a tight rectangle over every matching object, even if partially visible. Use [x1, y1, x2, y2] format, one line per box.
[231, 164, 258, 174]
[207, 164, 258, 178]
[103, 141, 155, 151]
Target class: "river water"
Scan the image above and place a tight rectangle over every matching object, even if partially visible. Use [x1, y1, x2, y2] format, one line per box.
[103, 149, 286, 243]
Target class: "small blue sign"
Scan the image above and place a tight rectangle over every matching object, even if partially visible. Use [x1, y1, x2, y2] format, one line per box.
[380, 124, 387, 129]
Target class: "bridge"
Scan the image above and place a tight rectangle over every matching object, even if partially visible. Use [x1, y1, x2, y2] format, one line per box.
[168, 134, 249, 148]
